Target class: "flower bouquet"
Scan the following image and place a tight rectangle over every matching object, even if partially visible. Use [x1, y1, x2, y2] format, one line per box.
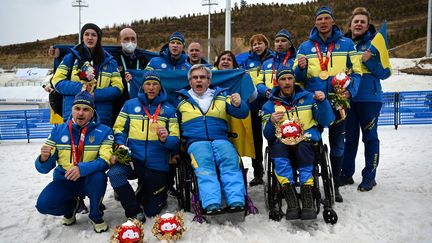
[78, 61, 97, 93]
[328, 71, 351, 121]
[112, 144, 133, 167]
[152, 212, 186, 242]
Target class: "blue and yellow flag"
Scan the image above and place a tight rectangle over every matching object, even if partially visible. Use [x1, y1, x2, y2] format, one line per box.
[128, 69, 256, 158]
[370, 21, 392, 75]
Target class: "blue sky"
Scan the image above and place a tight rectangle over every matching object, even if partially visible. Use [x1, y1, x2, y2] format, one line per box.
[0, 0, 304, 46]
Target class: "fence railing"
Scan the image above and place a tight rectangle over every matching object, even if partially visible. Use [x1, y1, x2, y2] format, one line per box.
[0, 90, 431, 142]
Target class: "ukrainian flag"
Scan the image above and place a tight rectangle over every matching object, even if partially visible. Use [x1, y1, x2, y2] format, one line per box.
[370, 21, 392, 75]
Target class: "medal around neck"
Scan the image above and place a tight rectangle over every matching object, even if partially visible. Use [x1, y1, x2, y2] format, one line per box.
[319, 70, 330, 80]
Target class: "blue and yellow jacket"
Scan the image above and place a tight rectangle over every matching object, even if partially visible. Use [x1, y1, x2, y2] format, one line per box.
[262, 85, 335, 143]
[346, 25, 391, 102]
[113, 88, 180, 172]
[146, 44, 191, 71]
[293, 25, 362, 97]
[176, 87, 249, 147]
[52, 44, 123, 126]
[35, 113, 113, 180]
[257, 47, 297, 96]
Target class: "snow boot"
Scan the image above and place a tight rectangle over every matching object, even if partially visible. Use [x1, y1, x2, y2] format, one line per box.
[90, 218, 109, 233]
[358, 179, 377, 192]
[335, 186, 343, 203]
[281, 183, 300, 220]
[61, 197, 80, 226]
[114, 184, 141, 219]
[300, 185, 316, 220]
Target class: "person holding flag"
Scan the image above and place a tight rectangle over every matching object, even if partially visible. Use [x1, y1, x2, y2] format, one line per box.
[340, 7, 392, 192]
[293, 6, 362, 202]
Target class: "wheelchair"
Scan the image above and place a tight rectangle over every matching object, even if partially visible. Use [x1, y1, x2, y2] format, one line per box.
[175, 149, 258, 224]
[263, 140, 338, 224]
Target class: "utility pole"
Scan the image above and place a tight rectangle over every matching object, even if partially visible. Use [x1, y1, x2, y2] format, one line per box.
[202, 0, 218, 62]
[72, 0, 89, 44]
[225, 0, 231, 51]
[427, 0, 431, 57]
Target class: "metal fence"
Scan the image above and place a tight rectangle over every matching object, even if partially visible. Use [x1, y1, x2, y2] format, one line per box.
[0, 90, 431, 142]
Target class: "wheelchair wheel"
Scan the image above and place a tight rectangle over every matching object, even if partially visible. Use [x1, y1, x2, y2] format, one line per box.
[264, 146, 284, 221]
[318, 143, 336, 207]
[176, 155, 191, 211]
[323, 208, 338, 224]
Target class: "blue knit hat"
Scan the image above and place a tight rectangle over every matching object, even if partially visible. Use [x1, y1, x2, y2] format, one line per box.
[276, 66, 294, 82]
[143, 70, 161, 84]
[315, 6, 334, 19]
[168, 32, 185, 45]
[73, 91, 95, 110]
[275, 28, 293, 43]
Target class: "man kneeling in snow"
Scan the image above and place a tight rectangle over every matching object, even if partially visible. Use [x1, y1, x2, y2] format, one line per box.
[35, 91, 113, 233]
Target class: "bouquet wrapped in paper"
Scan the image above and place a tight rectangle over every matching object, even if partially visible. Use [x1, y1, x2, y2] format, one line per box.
[275, 117, 311, 146]
[328, 71, 351, 121]
[112, 144, 133, 167]
[110, 218, 144, 243]
[152, 212, 186, 242]
[78, 61, 97, 93]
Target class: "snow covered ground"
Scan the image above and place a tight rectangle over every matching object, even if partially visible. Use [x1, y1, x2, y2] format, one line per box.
[0, 58, 431, 242]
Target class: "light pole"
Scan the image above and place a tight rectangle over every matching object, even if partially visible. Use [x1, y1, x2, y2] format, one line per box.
[427, 0, 431, 57]
[225, 0, 231, 51]
[72, 0, 89, 44]
[202, 0, 218, 62]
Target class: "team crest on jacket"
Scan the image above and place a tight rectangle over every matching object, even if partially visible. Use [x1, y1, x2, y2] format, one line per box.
[103, 65, 107, 71]
[299, 98, 304, 105]
[89, 136, 95, 144]
[134, 106, 142, 113]
[267, 63, 272, 68]
[161, 63, 167, 69]
[361, 44, 367, 51]
[118, 65, 123, 72]
[249, 63, 255, 68]
[108, 135, 114, 140]
[160, 108, 165, 115]
[182, 66, 186, 70]
[335, 44, 340, 50]
[311, 47, 316, 53]
[61, 135, 69, 143]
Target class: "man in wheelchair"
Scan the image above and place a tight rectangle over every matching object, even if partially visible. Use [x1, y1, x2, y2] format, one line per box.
[262, 66, 335, 220]
[176, 64, 249, 216]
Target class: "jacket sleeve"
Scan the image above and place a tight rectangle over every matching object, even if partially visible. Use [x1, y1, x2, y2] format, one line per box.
[293, 46, 307, 85]
[113, 104, 130, 145]
[93, 61, 123, 102]
[313, 98, 335, 127]
[256, 69, 270, 97]
[51, 54, 82, 95]
[363, 54, 391, 80]
[226, 98, 249, 119]
[161, 107, 180, 152]
[262, 102, 277, 142]
[35, 127, 60, 174]
[346, 40, 363, 98]
[78, 129, 113, 176]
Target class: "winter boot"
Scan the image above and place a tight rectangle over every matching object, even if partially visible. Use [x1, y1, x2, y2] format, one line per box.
[335, 186, 343, 203]
[114, 184, 141, 219]
[249, 177, 264, 187]
[300, 185, 316, 220]
[61, 197, 80, 226]
[358, 179, 377, 192]
[281, 183, 300, 220]
[90, 218, 109, 233]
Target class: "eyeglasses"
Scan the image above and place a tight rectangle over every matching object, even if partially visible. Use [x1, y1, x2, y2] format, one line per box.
[190, 75, 208, 80]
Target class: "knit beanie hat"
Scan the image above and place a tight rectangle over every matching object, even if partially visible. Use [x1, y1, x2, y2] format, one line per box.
[315, 6, 335, 19]
[276, 66, 294, 82]
[168, 32, 185, 45]
[143, 70, 161, 84]
[80, 23, 103, 41]
[73, 91, 95, 110]
[275, 28, 293, 43]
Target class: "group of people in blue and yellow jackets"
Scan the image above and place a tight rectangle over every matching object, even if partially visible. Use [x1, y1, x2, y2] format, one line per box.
[35, 5, 391, 231]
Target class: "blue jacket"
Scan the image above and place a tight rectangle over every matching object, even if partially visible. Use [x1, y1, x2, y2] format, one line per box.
[146, 44, 192, 71]
[52, 44, 123, 126]
[262, 85, 335, 143]
[346, 25, 391, 102]
[293, 25, 362, 98]
[176, 87, 249, 147]
[35, 112, 113, 180]
[113, 88, 180, 172]
[258, 47, 297, 96]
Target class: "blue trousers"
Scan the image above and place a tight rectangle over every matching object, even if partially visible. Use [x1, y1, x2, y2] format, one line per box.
[271, 141, 315, 186]
[36, 170, 107, 222]
[188, 139, 245, 209]
[342, 102, 381, 183]
[107, 163, 167, 217]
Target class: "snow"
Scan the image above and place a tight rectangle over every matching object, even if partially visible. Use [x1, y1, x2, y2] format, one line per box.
[0, 58, 432, 242]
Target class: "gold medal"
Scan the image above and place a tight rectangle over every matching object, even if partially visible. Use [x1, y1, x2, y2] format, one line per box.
[275, 105, 285, 113]
[150, 122, 159, 132]
[319, 70, 329, 80]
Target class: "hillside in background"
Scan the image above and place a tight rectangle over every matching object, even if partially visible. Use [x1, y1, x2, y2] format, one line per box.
[0, 0, 428, 69]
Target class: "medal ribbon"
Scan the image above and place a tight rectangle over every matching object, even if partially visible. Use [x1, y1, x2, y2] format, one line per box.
[68, 119, 88, 166]
[272, 50, 291, 86]
[313, 42, 335, 72]
[141, 102, 161, 123]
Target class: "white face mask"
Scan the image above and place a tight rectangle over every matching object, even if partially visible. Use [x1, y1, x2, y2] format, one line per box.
[121, 42, 137, 54]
